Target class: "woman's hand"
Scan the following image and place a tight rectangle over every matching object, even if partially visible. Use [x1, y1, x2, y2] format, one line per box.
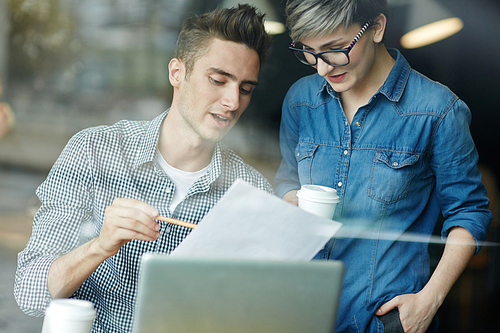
[282, 190, 299, 206]
[376, 290, 439, 333]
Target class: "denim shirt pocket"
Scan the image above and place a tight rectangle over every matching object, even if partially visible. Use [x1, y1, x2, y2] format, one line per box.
[295, 142, 319, 185]
[368, 150, 420, 204]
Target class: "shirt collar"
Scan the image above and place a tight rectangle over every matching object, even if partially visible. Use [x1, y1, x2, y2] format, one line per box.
[317, 78, 334, 96]
[315, 48, 411, 103]
[133, 110, 168, 170]
[133, 109, 224, 187]
[188, 143, 224, 194]
[377, 48, 411, 102]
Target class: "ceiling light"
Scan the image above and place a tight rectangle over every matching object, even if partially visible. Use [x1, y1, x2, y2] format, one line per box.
[398, 0, 463, 49]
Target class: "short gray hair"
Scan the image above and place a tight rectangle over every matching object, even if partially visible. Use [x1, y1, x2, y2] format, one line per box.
[285, 0, 388, 42]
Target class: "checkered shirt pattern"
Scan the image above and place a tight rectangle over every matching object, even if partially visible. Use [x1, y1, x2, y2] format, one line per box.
[14, 110, 274, 333]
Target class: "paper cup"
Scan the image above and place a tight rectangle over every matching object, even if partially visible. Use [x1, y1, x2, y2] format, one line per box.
[41, 299, 96, 333]
[296, 185, 339, 219]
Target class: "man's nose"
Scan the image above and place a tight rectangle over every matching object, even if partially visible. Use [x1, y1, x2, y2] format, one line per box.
[221, 86, 240, 111]
[316, 58, 334, 77]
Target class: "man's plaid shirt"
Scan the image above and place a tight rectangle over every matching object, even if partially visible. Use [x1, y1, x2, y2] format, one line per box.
[14, 110, 273, 332]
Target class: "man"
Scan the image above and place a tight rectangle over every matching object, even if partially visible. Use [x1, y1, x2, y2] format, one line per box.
[15, 5, 273, 332]
[275, 0, 491, 332]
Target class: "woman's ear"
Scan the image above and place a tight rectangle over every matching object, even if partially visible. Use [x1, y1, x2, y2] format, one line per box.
[371, 13, 388, 43]
[168, 58, 185, 88]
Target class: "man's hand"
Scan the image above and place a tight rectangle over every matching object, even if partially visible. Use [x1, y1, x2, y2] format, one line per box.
[376, 291, 439, 333]
[282, 190, 299, 206]
[48, 198, 160, 299]
[97, 198, 160, 257]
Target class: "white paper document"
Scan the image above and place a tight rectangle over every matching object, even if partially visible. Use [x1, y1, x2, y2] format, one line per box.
[170, 179, 342, 261]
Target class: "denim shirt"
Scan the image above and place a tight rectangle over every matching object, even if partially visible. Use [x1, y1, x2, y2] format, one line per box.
[275, 49, 491, 333]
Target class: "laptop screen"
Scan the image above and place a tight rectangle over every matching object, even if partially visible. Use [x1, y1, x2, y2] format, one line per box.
[133, 254, 344, 333]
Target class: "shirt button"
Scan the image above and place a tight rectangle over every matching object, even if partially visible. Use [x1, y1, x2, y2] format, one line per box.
[296, 152, 300, 157]
[345, 121, 349, 126]
[343, 150, 348, 155]
[392, 162, 399, 167]
[165, 188, 172, 194]
[337, 182, 343, 187]
[355, 122, 361, 127]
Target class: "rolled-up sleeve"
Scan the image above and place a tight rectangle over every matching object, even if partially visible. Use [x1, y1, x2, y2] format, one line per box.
[14, 131, 94, 316]
[431, 99, 492, 252]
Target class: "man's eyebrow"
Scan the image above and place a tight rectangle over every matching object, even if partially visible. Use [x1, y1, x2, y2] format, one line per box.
[208, 67, 258, 86]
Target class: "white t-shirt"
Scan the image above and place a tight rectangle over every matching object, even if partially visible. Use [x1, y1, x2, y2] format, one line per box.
[156, 150, 209, 210]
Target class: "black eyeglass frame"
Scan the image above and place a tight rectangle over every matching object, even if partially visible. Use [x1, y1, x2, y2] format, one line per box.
[289, 20, 373, 67]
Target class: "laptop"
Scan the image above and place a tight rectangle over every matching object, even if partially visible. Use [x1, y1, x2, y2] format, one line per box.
[132, 253, 344, 333]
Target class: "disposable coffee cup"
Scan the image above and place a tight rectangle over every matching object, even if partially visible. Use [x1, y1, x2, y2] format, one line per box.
[296, 184, 340, 219]
[41, 299, 96, 333]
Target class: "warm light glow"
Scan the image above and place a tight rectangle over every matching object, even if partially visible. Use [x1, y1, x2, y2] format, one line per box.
[264, 21, 286, 35]
[400, 17, 464, 49]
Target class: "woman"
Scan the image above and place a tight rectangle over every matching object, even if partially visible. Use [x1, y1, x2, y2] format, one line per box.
[274, 1, 491, 332]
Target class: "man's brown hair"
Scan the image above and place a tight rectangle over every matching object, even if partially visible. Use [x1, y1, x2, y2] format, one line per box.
[175, 4, 273, 75]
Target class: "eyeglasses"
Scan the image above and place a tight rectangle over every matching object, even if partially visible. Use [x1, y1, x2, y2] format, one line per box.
[289, 20, 372, 67]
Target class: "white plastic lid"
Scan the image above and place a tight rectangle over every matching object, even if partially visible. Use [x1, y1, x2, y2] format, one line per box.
[45, 299, 96, 321]
[296, 184, 340, 204]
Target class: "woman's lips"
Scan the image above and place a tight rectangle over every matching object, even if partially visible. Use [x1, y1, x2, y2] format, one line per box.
[327, 73, 346, 83]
